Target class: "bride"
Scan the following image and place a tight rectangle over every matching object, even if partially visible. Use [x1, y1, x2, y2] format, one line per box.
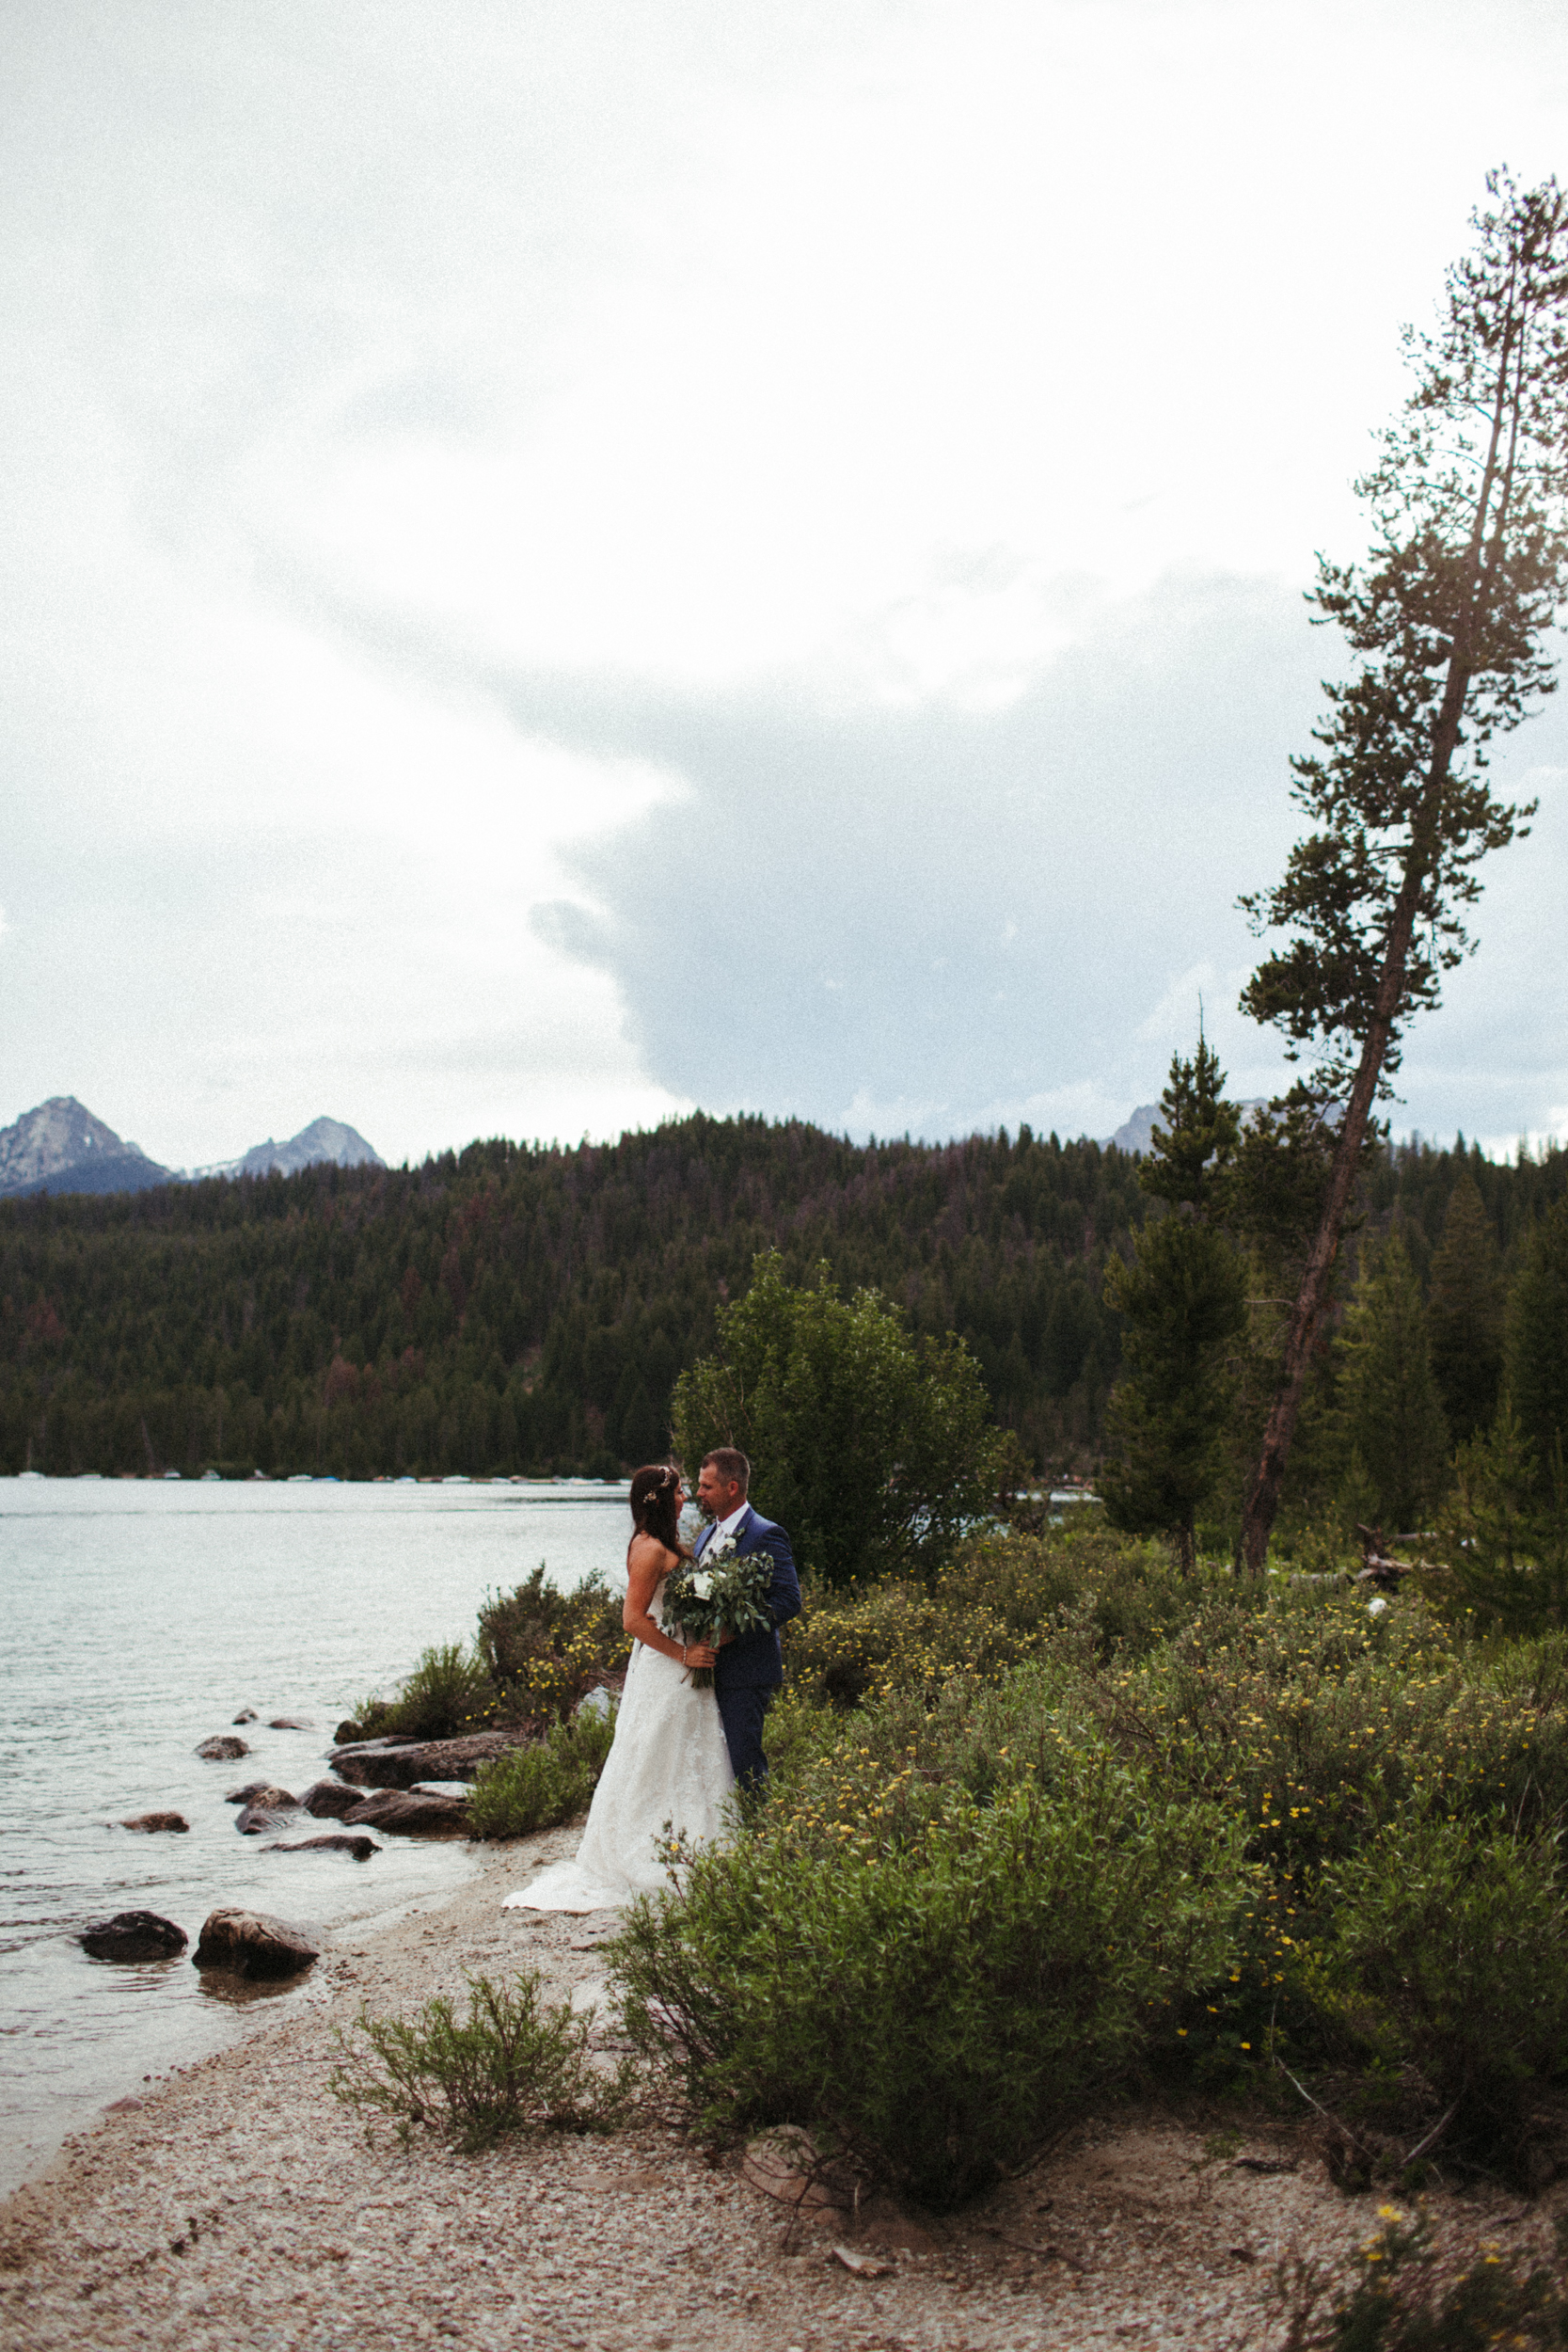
[504, 1462, 736, 1914]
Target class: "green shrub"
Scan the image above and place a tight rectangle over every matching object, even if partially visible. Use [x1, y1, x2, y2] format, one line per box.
[1282, 2204, 1568, 2350]
[328, 1969, 636, 2151]
[1304, 1818, 1568, 2155]
[356, 1642, 492, 1741]
[476, 1565, 629, 1723]
[610, 1705, 1251, 2207]
[468, 1707, 617, 1839]
[782, 1526, 1208, 1710]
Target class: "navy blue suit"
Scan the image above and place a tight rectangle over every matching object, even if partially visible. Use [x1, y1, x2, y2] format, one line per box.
[700, 1505, 800, 1789]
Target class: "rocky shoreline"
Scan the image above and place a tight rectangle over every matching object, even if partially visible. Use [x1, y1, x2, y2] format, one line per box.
[80, 1728, 518, 1981]
[9, 1829, 1563, 2351]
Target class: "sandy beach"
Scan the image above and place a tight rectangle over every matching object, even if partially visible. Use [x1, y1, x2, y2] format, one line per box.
[3, 1824, 1560, 2352]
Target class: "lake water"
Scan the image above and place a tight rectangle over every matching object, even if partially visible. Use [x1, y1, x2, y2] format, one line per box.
[0, 1475, 634, 2198]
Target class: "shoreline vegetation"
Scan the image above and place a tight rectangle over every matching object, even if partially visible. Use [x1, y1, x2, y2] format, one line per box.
[356, 1523, 1568, 2225]
[16, 1518, 1568, 2346]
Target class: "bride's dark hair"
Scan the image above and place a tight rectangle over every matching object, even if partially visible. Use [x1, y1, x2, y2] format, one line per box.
[628, 1462, 686, 1557]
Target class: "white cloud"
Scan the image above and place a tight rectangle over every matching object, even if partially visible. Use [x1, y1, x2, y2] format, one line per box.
[3, 1, 1568, 1158]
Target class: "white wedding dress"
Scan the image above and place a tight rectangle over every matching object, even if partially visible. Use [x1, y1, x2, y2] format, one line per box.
[504, 1571, 736, 1914]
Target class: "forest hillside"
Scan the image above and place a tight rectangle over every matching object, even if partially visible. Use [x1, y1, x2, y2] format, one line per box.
[0, 1111, 1561, 1482]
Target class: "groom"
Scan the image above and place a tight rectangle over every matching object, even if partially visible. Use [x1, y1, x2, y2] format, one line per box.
[694, 1447, 801, 1791]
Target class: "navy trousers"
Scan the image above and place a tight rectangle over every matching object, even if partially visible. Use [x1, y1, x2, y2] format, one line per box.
[715, 1683, 774, 1790]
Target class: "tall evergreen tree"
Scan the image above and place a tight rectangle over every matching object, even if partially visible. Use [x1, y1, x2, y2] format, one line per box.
[1236, 171, 1568, 1569]
[1336, 1230, 1449, 1531]
[1101, 1038, 1247, 1569]
[1427, 1169, 1506, 1439]
[1507, 1192, 1568, 1486]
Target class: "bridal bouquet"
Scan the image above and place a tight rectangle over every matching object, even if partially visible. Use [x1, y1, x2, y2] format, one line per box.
[663, 1535, 774, 1690]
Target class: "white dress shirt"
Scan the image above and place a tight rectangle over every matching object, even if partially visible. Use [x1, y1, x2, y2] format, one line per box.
[705, 1500, 751, 1549]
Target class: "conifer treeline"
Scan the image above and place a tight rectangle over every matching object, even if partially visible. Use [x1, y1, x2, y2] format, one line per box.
[0, 1113, 1561, 1481]
[0, 1116, 1133, 1477]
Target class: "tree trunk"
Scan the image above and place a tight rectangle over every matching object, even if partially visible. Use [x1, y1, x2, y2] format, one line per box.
[1237, 668, 1473, 1573]
[1235, 252, 1534, 1575]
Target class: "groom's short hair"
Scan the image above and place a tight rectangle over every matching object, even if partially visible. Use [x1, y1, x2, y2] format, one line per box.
[702, 1447, 750, 1493]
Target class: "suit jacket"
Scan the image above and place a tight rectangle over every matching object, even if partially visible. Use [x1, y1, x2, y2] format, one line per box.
[698, 1504, 801, 1691]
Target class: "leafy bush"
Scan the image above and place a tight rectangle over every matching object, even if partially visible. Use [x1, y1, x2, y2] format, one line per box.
[783, 1527, 1204, 1709]
[1281, 2204, 1568, 2351]
[476, 1565, 629, 1723]
[356, 1643, 492, 1741]
[468, 1707, 617, 1839]
[329, 1969, 636, 2151]
[610, 1692, 1251, 2207]
[1305, 1819, 1568, 2155]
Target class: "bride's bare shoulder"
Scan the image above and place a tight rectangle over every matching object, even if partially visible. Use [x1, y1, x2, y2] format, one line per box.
[627, 1531, 678, 1574]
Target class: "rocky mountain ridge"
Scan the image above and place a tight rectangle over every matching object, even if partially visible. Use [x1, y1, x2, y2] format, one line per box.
[0, 1099, 383, 1200]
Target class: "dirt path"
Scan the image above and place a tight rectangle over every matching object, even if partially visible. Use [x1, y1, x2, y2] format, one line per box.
[2, 1829, 1557, 2351]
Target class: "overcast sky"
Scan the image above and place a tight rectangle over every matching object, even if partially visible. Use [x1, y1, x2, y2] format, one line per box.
[3, 0, 1566, 1169]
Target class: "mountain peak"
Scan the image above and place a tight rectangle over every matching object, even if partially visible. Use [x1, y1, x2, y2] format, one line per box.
[0, 1098, 169, 1198]
[237, 1118, 385, 1178]
[193, 1118, 386, 1182]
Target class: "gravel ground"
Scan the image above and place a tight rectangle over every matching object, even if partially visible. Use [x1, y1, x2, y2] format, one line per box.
[3, 1827, 1561, 2352]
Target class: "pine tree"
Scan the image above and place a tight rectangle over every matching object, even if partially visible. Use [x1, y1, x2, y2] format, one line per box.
[1440, 1405, 1568, 1633]
[1238, 171, 1568, 1569]
[1507, 1192, 1568, 1485]
[1335, 1230, 1449, 1531]
[1101, 1038, 1247, 1568]
[1427, 1170, 1505, 1439]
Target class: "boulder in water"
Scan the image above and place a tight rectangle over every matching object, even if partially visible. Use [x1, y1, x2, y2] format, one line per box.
[119, 1811, 189, 1834]
[232, 1708, 258, 1724]
[80, 1911, 188, 1962]
[329, 1732, 524, 1788]
[196, 1735, 249, 1761]
[192, 1907, 319, 1979]
[236, 1796, 294, 1835]
[342, 1788, 470, 1836]
[299, 1779, 363, 1820]
[268, 1717, 311, 1730]
[333, 1719, 366, 1743]
[265, 1833, 379, 1861]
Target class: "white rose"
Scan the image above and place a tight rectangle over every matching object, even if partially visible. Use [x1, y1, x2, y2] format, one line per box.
[690, 1571, 713, 1599]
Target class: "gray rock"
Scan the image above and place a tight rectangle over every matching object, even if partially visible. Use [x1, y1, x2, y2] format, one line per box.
[196, 1735, 250, 1761]
[298, 1779, 364, 1820]
[264, 1834, 380, 1861]
[226, 1779, 283, 1804]
[342, 1788, 470, 1836]
[236, 1801, 293, 1835]
[191, 1907, 319, 1979]
[232, 1708, 257, 1724]
[328, 1732, 525, 1789]
[267, 1717, 310, 1730]
[80, 1911, 188, 1962]
[119, 1811, 190, 1834]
